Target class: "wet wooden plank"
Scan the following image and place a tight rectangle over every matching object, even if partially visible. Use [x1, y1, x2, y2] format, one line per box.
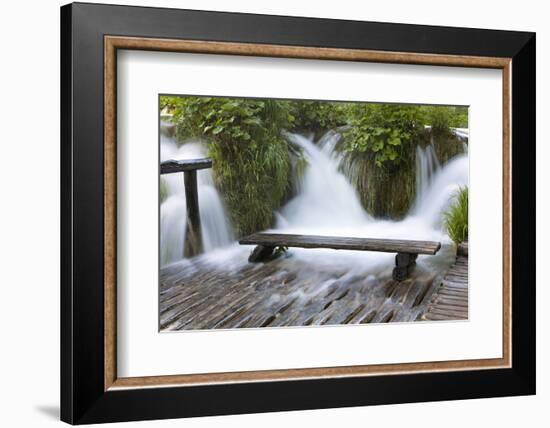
[423, 312, 464, 321]
[160, 158, 212, 174]
[433, 297, 468, 307]
[159, 242, 463, 330]
[439, 289, 468, 298]
[161, 295, 218, 330]
[421, 250, 468, 322]
[240, 233, 441, 255]
[429, 307, 468, 319]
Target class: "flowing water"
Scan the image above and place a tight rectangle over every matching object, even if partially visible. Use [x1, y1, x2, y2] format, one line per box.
[415, 144, 440, 208]
[270, 132, 468, 272]
[160, 125, 468, 277]
[160, 123, 233, 266]
[278, 132, 369, 229]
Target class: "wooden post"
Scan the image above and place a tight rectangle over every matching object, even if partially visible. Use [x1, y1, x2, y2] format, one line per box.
[183, 169, 202, 257]
[160, 158, 212, 259]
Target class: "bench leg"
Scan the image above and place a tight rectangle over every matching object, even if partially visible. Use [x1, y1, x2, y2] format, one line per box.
[248, 245, 275, 263]
[392, 252, 418, 281]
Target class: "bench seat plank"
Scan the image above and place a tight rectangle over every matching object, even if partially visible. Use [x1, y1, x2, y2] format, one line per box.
[239, 233, 441, 255]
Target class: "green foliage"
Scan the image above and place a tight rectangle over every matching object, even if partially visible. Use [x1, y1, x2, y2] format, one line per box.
[288, 100, 348, 134]
[342, 104, 467, 168]
[443, 186, 468, 244]
[446, 106, 468, 128]
[210, 134, 290, 237]
[159, 96, 184, 118]
[421, 106, 468, 132]
[159, 178, 169, 203]
[343, 104, 424, 168]
[173, 97, 292, 144]
[171, 96, 291, 236]
[294, 150, 309, 183]
[343, 150, 416, 219]
[161, 94, 470, 224]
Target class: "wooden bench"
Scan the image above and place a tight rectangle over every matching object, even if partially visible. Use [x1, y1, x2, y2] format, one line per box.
[239, 233, 441, 281]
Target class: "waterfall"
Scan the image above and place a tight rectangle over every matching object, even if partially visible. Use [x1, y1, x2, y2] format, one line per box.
[160, 123, 233, 266]
[159, 124, 468, 273]
[411, 154, 468, 228]
[415, 143, 441, 211]
[269, 130, 468, 271]
[279, 131, 468, 234]
[412, 137, 468, 228]
[451, 127, 469, 142]
[278, 133, 370, 230]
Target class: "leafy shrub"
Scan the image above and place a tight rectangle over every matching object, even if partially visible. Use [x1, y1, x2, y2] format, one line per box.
[446, 106, 468, 128]
[171, 96, 292, 236]
[421, 106, 468, 133]
[159, 95, 184, 116]
[424, 106, 452, 132]
[288, 100, 348, 134]
[443, 186, 468, 244]
[343, 104, 424, 168]
[161, 95, 469, 224]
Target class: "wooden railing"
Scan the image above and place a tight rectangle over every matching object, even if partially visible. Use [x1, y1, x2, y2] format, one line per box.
[160, 158, 213, 257]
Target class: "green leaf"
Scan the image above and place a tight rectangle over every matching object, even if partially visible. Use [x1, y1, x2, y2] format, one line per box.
[372, 140, 384, 152]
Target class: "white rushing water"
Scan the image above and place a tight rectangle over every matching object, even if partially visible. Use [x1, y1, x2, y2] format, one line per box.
[271, 131, 468, 272]
[415, 144, 440, 208]
[160, 125, 468, 276]
[160, 123, 233, 266]
[279, 132, 370, 228]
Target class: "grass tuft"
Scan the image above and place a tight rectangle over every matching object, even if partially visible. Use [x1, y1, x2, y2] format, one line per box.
[443, 186, 468, 244]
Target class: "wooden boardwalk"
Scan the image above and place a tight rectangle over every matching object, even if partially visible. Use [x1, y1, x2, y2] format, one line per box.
[160, 246, 468, 331]
[421, 242, 468, 321]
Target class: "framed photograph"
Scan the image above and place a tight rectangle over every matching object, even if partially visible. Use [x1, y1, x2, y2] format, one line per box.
[61, 2, 535, 424]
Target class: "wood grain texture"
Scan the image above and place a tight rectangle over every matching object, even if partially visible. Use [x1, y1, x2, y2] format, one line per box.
[111, 357, 506, 390]
[104, 36, 117, 391]
[106, 36, 511, 68]
[183, 170, 203, 257]
[159, 256, 443, 331]
[422, 252, 469, 321]
[240, 233, 441, 255]
[502, 62, 512, 366]
[160, 158, 212, 174]
[103, 35, 513, 391]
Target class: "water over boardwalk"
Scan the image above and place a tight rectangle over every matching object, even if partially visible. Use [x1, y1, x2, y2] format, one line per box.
[159, 128, 469, 330]
[160, 243, 467, 330]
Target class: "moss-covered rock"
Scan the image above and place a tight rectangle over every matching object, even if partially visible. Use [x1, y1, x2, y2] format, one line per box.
[339, 128, 466, 219]
[210, 134, 291, 237]
[428, 128, 466, 165]
[342, 149, 415, 219]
